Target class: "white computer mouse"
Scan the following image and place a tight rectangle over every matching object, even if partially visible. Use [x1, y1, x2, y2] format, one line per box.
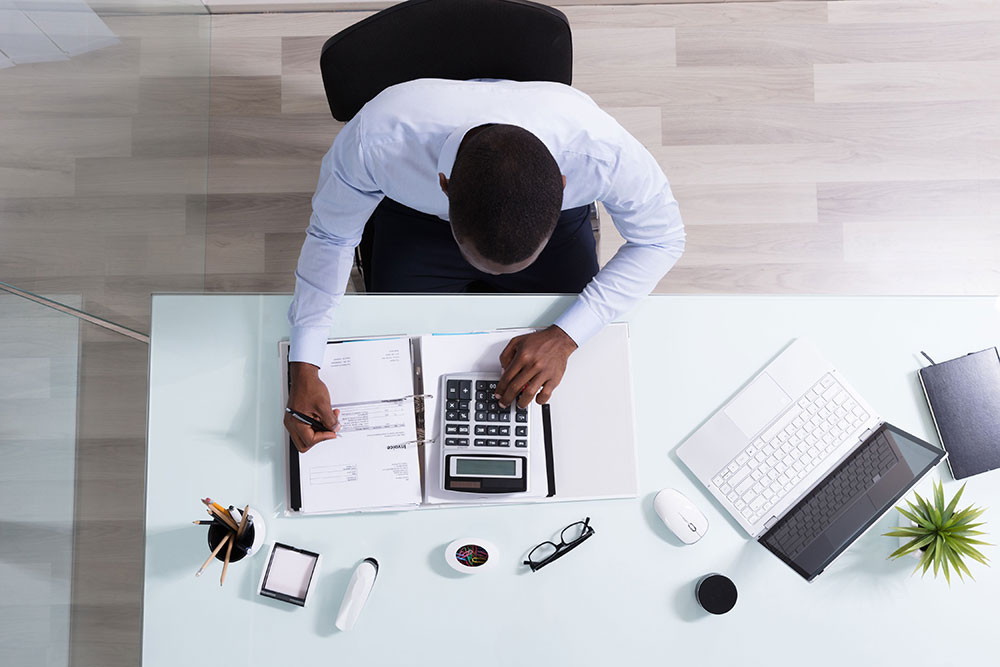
[653, 488, 709, 544]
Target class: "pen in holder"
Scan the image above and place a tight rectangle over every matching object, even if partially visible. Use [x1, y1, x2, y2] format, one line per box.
[195, 500, 267, 585]
[207, 506, 266, 562]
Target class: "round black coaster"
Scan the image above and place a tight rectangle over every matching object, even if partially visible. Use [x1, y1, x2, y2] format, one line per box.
[695, 573, 738, 615]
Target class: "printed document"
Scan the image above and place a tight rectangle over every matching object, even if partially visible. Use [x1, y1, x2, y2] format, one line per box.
[296, 337, 421, 513]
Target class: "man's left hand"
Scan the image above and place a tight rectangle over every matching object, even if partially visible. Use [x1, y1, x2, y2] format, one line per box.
[496, 325, 578, 409]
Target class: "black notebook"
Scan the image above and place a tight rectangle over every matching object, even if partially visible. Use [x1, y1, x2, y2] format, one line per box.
[917, 347, 1000, 480]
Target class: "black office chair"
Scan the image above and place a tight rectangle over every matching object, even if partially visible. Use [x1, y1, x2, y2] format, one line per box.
[319, 0, 573, 291]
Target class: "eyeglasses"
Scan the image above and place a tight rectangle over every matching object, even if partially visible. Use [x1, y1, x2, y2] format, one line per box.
[523, 517, 595, 572]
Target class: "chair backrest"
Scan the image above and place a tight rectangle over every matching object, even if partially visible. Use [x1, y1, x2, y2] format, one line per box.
[320, 0, 573, 121]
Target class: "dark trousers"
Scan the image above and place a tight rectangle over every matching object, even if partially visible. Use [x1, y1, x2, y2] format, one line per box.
[367, 198, 599, 293]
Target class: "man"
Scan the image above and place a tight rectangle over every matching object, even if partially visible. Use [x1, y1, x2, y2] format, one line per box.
[285, 78, 685, 452]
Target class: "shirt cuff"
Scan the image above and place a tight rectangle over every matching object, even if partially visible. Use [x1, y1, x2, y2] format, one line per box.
[289, 326, 330, 367]
[553, 298, 605, 348]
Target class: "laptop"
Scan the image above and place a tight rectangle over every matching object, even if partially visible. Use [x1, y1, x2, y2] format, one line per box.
[676, 338, 945, 581]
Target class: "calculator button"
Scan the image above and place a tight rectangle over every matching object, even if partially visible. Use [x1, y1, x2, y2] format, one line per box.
[458, 381, 472, 398]
[476, 381, 491, 392]
[476, 391, 486, 400]
[457, 411, 469, 421]
[487, 413, 498, 422]
[458, 400, 470, 411]
[445, 438, 468, 447]
[447, 380, 460, 399]
[487, 381, 498, 393]
[515, 440, 527, 448]
[456, 425, 469, 435]
[487, 425, 498, 435]
[475, 425, 487, 435]
[476, 411, 486, 421]
[496, 440, 510, 447]
[498, 412, 510, 422]
[515, 412, 527, 422]
[487, 401, 499, 413]
[486, 439, 498, 447]
[445, 425, 458, 434]
[476, 401, 486, 411]
[446, 400, 458, 410]
[474, 439, 487, 446]
[446, 411, 458, 421]
[515, 426, 527, 437]
[498, 426, 510, 436]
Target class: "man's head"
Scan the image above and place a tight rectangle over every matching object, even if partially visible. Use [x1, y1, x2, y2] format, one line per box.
[439, 124, 564, 275]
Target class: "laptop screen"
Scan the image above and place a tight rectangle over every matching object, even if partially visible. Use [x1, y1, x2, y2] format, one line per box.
[758, 423, 944, 581]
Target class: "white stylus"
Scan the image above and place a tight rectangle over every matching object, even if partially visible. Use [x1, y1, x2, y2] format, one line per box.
[335, 558, 378, 632]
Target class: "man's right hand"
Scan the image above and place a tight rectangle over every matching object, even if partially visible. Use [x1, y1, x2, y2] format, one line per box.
[284, 362, 340, 453]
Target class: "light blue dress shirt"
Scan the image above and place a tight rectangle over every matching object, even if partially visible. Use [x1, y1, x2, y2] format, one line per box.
[289, 78, 685, 367]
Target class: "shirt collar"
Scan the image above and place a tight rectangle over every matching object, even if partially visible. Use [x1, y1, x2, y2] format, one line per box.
[437, 122, 488, 179]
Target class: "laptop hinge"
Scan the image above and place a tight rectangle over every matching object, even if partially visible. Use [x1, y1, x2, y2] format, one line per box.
[763, 516, 778, 531]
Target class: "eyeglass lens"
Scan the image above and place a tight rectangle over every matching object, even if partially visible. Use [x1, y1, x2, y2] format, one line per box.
[528, 541, 559, 563]
[560, 520, 589, 545]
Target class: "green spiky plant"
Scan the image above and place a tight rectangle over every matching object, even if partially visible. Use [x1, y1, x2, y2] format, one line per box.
[883, 481, 990, 584]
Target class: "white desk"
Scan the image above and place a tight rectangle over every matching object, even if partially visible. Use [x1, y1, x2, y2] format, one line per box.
[146, 295, 1000, 666]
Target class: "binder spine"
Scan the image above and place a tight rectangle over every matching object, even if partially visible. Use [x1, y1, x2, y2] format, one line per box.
[542, 404, 556, 497]
[288, 440, 302, 511]
[286, 355, 303, 512]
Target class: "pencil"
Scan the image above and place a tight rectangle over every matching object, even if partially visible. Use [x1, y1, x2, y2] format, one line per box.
[196, 533, 230, 577]
[206, 506, 238, 531]
[202, 500, 238, 531]
[220, 533, 235, 586]
[192, 520, 218, 526]
[235, 505, 250, 542]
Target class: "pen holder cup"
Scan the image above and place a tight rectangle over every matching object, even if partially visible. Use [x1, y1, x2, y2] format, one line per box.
[207, 507, 266, 562]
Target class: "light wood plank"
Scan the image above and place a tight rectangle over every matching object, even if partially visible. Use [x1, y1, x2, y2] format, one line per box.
[211, 35, 282, 77]
[828, 0, 1000, 24]
[817, 180, 1000, 224]
[676, 22, 1000, 66]
[207, 157, 321, 194]
[661, 100, 1000, 146]
[843, 220, 1000, 263]
[671, 183, 819, 225]
[815, 61, 1000, 103]
[579, 66, 816, 105]
[657, 261, 1000, 294]
[74, 157, 208, 196]
[563, 2, 827, 28]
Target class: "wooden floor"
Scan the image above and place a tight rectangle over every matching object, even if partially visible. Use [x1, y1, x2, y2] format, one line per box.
[207, 0, 1000, 301]
[2, 2, 1000, 665]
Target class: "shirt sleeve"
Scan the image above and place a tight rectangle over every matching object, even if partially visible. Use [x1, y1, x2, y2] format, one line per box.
[287, 113, 384, 367]
[553, 131, 685, 346]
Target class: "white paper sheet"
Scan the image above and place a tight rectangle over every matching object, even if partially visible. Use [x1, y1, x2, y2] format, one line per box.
[296, 337, 421, 514]
[419, 324, 638, 506]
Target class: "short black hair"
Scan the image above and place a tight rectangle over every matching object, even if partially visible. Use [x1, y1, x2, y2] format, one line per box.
[447, 124, 562, 266]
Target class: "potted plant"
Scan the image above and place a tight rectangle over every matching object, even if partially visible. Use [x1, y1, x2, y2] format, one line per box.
[883, 480, 991, 583]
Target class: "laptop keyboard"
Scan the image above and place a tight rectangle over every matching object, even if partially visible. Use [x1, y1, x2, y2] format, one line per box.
[762, 429, 900, 558]
[711, 373, 871, 526]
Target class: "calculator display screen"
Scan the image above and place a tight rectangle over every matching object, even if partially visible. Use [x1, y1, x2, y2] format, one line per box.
[455, 458, 517, 477]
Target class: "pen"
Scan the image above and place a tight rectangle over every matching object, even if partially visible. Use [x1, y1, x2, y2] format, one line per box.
[285, 408, 331, 432]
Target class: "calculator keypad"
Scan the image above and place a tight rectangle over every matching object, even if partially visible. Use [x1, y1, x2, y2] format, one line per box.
[443, 378, 528, 449]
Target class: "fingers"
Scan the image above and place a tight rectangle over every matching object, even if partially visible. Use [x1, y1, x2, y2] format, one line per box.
[319, 404, 340, 432]
[535, 379, 558, 405]
[516, 376, 546, 409]
[499, 335, 523, 369]
[497, 338, 525, 398]
[283, 411, 338, 454]
[497, 365, 538, 409]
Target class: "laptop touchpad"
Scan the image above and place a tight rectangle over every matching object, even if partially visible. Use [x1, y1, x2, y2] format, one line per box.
[725, 372, 791, 438]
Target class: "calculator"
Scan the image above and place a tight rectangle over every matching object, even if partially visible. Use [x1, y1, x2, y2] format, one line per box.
[439, 372, 529, 493]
